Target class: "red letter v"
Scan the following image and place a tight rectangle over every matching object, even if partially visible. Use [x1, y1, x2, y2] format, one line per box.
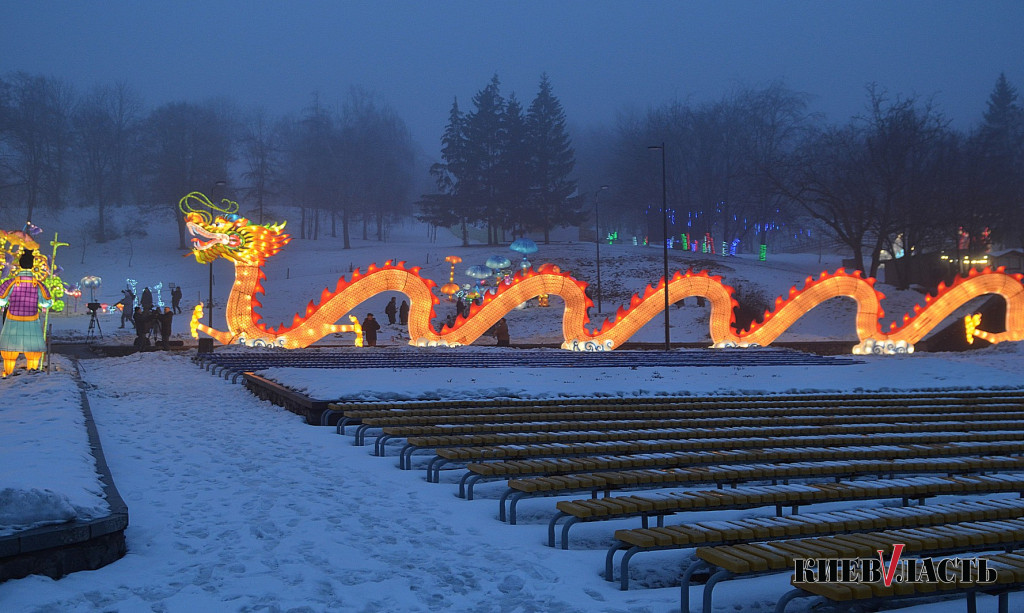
[878, 544, 905, 587]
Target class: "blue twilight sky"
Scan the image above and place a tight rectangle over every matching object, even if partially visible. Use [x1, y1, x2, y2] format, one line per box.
[3, 1, 1023, 152]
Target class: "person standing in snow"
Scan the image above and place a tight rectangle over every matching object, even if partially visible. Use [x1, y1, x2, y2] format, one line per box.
[140, 287, 153, 312]
[384, 297, 397, 325]
[158, 307, 174, 350]
[119, 288, 135, 328]
[361, 313, 381, 346]
[132, 307, 150, 350]
[171, 285, 183, 314]
[494, 317, 510, 347]
[399, 300, 409, 325]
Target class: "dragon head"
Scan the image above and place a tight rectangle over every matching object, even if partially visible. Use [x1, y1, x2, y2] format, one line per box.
[179, 192, 290, 265]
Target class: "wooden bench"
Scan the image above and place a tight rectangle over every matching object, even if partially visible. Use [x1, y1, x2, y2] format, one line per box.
[363, 409, 1024, 451]
[330, 389, 1024, 430]
[331, 388, 1024, 413]
[401, 430, 1024, 471]
[775, 551, 1024, 613]
[607, 497, 1024, 589]
[344, 403, 1024, 444]
[438, 440, 1024, 487]
[687, 517, 1024, 613]
[346, 406, 1024, 445]
[548, 474, 1024, 549]
[498, 455, 1024, 524]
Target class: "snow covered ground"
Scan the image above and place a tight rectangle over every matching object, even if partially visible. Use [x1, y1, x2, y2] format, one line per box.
[2, 208, 1023, 611]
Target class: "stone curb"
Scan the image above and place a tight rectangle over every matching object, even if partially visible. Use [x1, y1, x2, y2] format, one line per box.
[0, 360, 129, 581]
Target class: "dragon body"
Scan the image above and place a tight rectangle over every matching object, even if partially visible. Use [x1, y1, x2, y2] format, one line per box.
[181, 194, 1024, 352]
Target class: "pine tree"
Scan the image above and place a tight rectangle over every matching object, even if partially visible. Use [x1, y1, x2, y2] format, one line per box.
[464, 74, 506, 244]
[498, 93, 531, 238]
[975, 73, 1024, 247]
[418, 97, 472, 245]
[526, 74, 579, 243]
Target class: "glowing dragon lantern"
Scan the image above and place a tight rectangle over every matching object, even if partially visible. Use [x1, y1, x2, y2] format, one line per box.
[440, 255, 462, 300]
[176, 192, 1024, 352]
[180, 191, 370, 348]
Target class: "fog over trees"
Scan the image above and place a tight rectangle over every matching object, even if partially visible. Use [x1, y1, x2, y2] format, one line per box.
[1, 69, 1022, 283]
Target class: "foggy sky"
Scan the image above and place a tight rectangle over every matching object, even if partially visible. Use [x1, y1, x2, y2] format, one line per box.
[4, 1, 1024, 152]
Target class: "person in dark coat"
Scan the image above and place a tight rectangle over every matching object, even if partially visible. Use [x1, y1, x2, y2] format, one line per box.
[158, 307, 174, 350]
[119, 288, 135, 328]
[495, 317, 510, 347]
[171, 286, 183, 314]
[140, 287, 153, 311]
[132, 307, 150, 350]
[384, 297, 397, 324]
[361, 313, 381, 347]
[455, 297, 464, 319]
[399, 300, 409, 325]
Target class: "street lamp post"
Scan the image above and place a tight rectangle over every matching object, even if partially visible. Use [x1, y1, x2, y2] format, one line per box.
[594, 185, 609, 314]
[648, 143, 670, 351]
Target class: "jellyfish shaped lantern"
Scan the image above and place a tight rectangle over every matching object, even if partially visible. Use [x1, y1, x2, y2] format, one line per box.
[441, 255, 462, 300]
[510, 238, 538, 272]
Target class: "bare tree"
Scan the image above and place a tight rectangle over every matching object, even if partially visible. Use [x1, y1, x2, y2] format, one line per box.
[239, 108, 283, 225]
[73, 82, 142, 241]
[1, 72, 75, 220]
[141, 100, 235, 249]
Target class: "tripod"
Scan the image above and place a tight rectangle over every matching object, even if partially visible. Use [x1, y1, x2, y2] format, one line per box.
[86, 309, 103, 341]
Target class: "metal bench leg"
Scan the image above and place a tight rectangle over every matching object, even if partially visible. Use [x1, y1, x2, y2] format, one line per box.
[561, 517, 580, 550]
[604, 543, 628, 582]
[375, 434, 393, 456]
[509, 492, 529, 525]
[458, 471, 476, 498]
[354, 424, 370, 445]
[466, 475, 487, 501]
[430, 457, 451, 484]
[398, 445, 417, 470]
[680, 559, 708, 613]
[498, 489, 514, 521]
[703, 569, 733, 613]
[619, 546, 641, 590]
[548, 512, 568, 547]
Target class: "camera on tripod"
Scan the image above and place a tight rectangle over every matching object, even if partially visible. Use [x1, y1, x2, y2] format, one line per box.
[87, 302, 102, 314]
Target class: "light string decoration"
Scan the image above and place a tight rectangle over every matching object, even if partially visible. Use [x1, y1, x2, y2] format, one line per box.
[181, 197, 1024, 353]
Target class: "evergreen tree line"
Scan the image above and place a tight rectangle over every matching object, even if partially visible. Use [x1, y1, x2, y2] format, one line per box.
[593, 75, 1024, 287]
[417, 73, 580, 245]
[0, 72, 417, 250]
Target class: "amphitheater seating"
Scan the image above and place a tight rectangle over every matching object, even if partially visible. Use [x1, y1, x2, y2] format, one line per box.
[775, 551, 1024, 613]
[687, 517, 1024, 613]
[499, 456, 1024, 524]
[608, 497, 1024, 590]
[322, 389, 1024, 613]
[549, 475, 1024, 549]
